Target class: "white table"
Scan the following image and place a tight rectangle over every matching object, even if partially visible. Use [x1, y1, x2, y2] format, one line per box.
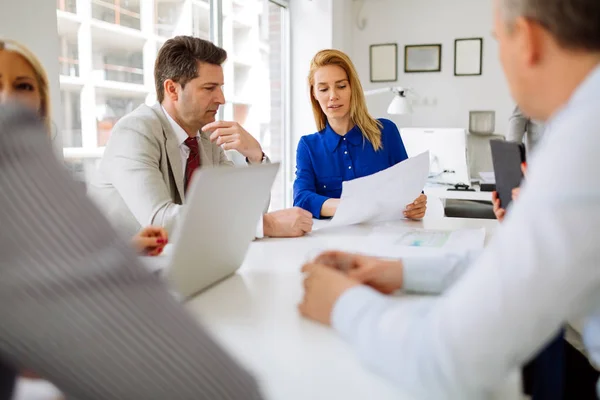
[185, 217, 521, 400]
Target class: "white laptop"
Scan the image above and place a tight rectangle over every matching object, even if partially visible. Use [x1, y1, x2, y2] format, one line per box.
[400, 128, 471, 185]
[145, 163, 279, 300]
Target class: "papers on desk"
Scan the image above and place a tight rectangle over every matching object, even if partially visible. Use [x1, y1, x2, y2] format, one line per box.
[376, 226, 484, 250]
[395, 229, 452, 247]
[320, 151, 429, 230]
[362, 226, 485, 259]
[306, 224, 486, 260]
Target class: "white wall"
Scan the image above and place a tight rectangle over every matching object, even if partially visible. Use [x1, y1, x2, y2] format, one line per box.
[290, 0, 333, 145]
[332, 0, 353, 53]
[289, 0, 352, 151]
[0, 0, 62, 148]
[349, 0, 514, 135]
[288, 0, 335, 201]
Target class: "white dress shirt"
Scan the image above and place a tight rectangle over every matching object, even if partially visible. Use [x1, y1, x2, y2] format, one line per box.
[161, 107, 264, 238]
[332, 65, 600, 399]
[162, 106, 201, 173]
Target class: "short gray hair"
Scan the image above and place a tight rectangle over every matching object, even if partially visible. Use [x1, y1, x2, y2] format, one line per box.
[500, 0, 600, 51]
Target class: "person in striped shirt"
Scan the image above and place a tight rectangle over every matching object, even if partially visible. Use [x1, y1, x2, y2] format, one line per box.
[0, 41, 263, 399]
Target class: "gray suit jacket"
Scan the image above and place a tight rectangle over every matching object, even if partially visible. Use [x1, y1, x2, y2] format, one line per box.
[506, 106, 545, 152]
[0, 104, 262, 400]
[88, 103, 234, 237]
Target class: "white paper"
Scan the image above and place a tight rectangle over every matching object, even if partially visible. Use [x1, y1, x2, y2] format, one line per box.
[394, 229, 452, 247]
[305, 226, 486, 261]
[363, 227, 486, 259]
[479, 171, 495, 183]
[321, 151, 430, 230]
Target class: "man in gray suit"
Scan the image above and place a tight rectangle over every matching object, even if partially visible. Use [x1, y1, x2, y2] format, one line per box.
[506, 105, 544, 151]
[89, 36, 312, 238]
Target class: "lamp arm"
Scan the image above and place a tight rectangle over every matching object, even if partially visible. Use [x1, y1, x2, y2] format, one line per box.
[365, 86, 415, 97]
[364, 87, 394, 96]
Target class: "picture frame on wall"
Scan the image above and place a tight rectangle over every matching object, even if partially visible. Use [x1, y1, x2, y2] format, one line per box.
[404, 44, 442, 73]
[369, 43, 398, 82]
[454, 38, 483, 76]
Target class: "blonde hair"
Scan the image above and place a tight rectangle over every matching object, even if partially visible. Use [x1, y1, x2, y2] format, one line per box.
[0, 39, 52, 132]
[308, 49, 383, 150]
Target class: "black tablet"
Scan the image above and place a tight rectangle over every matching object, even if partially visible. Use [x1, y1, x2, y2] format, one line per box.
[490, 140, 526, 208]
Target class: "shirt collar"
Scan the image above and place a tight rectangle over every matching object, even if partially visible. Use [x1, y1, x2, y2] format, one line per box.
[161, 105, 199, 146]
[322, 122, 363, 152]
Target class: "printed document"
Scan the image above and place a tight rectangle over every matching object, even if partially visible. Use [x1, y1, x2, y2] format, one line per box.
[321, 151, 429, 229]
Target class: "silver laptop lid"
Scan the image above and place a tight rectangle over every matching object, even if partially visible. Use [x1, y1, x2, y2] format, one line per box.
[167, 163, 279, 299]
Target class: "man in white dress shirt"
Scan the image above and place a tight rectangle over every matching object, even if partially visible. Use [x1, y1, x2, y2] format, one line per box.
[299, 0, 600, 398]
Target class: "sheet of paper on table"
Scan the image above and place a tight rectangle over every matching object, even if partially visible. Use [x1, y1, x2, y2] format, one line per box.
[365, 226, 486, 258]
[317, 151, 430, 230]
[305, 227, 486, 261]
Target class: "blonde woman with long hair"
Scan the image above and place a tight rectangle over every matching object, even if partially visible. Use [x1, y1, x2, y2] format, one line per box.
[0, 39, 168, 255]
[0, 39, 51, 132]
[293, 49, 427, 219]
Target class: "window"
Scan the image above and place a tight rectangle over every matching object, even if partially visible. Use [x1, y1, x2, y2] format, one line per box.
[96, 94, 145, 146]
[221, 0, 290, 210]
[191, 1, 211, 40]
[57, 0, 211, 182]
[56, 0, 77, 14]
[60, 90, 82, 148]
[57, 0, 290, 209]
[155, 0, 184, 38]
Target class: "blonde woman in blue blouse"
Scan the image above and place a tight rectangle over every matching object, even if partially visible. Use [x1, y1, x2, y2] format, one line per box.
[293, 49, 427, 219]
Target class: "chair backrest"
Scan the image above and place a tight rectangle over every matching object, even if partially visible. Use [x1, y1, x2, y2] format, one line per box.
[466, 132, 505, 179]
[469, 110, 496, 135]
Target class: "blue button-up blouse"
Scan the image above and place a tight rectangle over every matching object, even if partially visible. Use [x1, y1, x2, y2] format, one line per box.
[293, 118, 409, 218]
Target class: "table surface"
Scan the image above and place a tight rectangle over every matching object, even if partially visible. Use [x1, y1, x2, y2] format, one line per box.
[185, 217, 511, 400]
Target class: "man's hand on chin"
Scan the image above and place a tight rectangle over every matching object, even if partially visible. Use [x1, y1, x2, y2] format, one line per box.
[203, 120, 264, 163]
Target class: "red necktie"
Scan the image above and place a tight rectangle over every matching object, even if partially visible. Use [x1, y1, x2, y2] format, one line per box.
[184, 137, 200, 193]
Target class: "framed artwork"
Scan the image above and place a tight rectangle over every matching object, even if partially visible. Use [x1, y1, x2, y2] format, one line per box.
[454, 38, 483, 76]
[404, 44, 442, 73]
[369, 43, 398, 82]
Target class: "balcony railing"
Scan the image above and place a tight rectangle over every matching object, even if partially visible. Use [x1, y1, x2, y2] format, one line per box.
[59, 56, 80, 77]
[91, 0, 141, 30]
[100, 63, 144, 84]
